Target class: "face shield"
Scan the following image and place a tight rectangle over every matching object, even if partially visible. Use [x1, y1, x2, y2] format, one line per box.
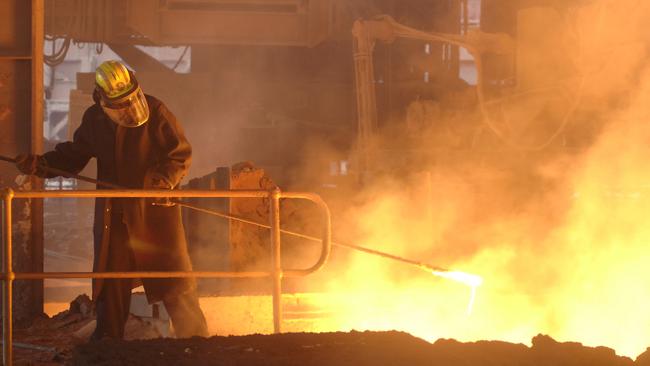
[97, 72, 150, 128]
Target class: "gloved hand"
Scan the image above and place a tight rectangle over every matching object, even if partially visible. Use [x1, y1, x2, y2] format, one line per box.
[145, 172, 175, 207]
[15, 154, 44, 175]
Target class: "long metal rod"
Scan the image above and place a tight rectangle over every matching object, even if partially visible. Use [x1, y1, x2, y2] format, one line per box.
[1, 155, 441, 273]
[178, 200, 446, 273]
[0, 155, 119, 189]
[3, 189, 14, 365]
[2, 155, 335, 275]
[270, 188, 282, 333]
[3, 155, 442, 272]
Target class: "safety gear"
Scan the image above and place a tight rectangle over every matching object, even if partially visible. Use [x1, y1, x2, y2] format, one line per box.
[95, 60, 149, 128]
[15, 154, 46, 175]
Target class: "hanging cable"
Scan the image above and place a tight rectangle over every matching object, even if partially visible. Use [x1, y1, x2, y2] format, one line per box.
[44, 37, 71, 67]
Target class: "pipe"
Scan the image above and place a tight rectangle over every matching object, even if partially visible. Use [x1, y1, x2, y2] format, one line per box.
[270, 188, 282, 333]
[2, 188, 14, 366]
[4, 270, 271, 280]
[176, 200, 447, 273]
[13, 189, 270, 199]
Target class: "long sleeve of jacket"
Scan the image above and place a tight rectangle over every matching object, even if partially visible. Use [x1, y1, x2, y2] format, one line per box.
[149, 102, 191, 187]
[41, 110, 95, 178]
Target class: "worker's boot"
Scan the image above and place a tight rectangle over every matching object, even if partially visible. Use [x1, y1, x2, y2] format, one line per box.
[163, 290, 209, 338]
[91, 278, 132, 341]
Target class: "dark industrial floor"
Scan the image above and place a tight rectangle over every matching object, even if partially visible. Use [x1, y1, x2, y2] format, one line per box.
[70, 331, 650, 366]
[9, 306, 650, 366]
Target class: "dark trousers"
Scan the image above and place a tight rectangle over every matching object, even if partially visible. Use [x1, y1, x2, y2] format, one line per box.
[93, 213, 208, 339]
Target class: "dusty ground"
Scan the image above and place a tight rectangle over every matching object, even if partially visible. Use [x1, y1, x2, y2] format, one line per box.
[10, 320, 650, 365]
[8, 295, 161, 365]
[70, 331, 648, 366]
[7, 296, 650, 366]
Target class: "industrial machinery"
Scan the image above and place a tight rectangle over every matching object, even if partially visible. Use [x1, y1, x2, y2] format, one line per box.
[46, 0, 334, 47]
[351, 14, 515, 175]
[40, 0, 598, 182]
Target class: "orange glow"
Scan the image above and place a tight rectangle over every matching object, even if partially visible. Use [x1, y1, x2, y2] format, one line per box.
[187, 0, 650, 358]
[276, 1, 650, 358]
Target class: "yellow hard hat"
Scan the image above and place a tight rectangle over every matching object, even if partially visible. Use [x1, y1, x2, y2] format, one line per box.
[96, 60, 133, 99]
[95, 60, 149, 127]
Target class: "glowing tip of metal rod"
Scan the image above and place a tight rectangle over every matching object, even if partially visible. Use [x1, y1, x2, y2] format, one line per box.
[432, 270, 484, 287]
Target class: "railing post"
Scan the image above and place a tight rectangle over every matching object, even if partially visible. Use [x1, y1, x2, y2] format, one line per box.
[270, 188, 283, 333]
[2, 188, 15, 365]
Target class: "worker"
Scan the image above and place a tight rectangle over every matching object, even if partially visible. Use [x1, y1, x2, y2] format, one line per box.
[16, 60, 208, 340]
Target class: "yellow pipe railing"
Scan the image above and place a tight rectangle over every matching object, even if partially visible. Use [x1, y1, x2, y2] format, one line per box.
[1, 188, 332, 365]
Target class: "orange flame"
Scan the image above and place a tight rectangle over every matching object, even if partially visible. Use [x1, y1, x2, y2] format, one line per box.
[202, 1, 650, 359]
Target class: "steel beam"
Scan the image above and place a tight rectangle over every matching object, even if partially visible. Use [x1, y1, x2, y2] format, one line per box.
[0, 0, 45, 329]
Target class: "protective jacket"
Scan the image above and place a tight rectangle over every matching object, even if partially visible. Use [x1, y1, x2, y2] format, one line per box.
[43, 94, 194, 303]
